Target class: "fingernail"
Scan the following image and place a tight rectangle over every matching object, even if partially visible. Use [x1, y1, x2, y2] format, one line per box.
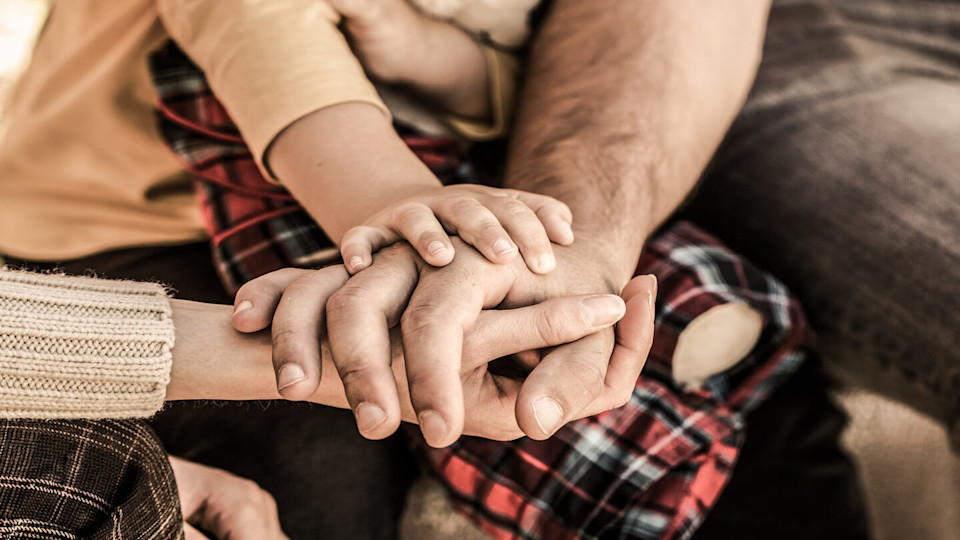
[645, 274, 658, 315]
[276, 364, 306, 391]
[559, 221, 574, 242]
[233, 300, 253, 317]
[418, 411, 449, 447]
[355, 402, 387, 434]
[537, 253, 556, 273]
[532, 397, 564, 436]
[580, 295, 626, 327]
[349, 256, 365, 270]
[493, 239, 515, 256]
[428, 241, 448, 257]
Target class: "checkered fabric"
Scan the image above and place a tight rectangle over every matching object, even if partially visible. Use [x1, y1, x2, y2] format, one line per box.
[148, 42, 472, 294]
[418, 222, 810, 540]
[147, 41, 810, 539]
[0, 419, 182, 539]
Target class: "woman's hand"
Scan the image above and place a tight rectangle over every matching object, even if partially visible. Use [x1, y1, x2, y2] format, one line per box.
[170, 456, 288, 540]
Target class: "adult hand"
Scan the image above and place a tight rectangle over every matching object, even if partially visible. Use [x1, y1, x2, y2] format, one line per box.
[389, 235, 656, 445]
[232, 246, 655, 445]
[169, 456, 288, 540]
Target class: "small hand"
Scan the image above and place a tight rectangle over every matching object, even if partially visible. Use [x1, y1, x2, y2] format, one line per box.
[231, 243, 653, 446]
[341, 184, 574, 275]
[324, 0, 432, 84]
[169, 456, 288, 540]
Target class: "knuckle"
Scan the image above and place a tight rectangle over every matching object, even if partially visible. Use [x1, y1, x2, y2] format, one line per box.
[533, 309, 568, 345]
[271, 326, 299, 352]
[400, 305, 444, 336]
[392, 202, 428, 224]
[446, 197, 482, 216]
[560, 358, 606, 398]
[336, 360, 378, 388]
[499, 197, 534, 218]
[327, 285, 373, 314]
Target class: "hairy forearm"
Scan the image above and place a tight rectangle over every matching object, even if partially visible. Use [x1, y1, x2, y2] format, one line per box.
[267, 103, 441, 243]
[505, 0, 770, 281]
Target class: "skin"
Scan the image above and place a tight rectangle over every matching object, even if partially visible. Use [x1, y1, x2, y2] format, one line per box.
[167, 258, 655, 441]
[267, 0, 772, 447]
[171, 456, 288, 540]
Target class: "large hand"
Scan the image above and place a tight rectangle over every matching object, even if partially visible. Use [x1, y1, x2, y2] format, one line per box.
[502, 233, 656, 440]
[169, 456, 288, 540]
[387, 237, 656, 445]
[232, 247, 655, 445]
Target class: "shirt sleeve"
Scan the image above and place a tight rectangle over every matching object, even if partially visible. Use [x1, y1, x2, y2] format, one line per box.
[0, 269, 175, 419]
[445, 45, 519, 141]
[156, 0, 390, 178]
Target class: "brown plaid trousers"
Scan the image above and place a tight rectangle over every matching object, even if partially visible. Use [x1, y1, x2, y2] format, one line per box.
[0, 419, 182, 539]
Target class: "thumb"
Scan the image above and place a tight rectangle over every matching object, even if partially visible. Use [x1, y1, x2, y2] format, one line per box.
[463, 293, 626, 368]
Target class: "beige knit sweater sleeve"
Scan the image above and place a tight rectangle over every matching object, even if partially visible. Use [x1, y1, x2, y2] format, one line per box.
[0, 269, 174, 419]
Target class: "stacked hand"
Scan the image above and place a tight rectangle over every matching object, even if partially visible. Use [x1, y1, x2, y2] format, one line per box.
[233, 237, 656, 447]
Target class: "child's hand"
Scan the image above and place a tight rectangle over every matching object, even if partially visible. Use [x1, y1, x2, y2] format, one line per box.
[324, 0, 432, 84]
[341, 185, 574, 275]
[325, 0, 491, 120]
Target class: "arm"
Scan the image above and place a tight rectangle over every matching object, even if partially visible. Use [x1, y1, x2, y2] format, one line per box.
[175, 263, 653, 443]
[158, 0, 440, 243]
[505, 0, 771, 287]
[307, 1, 771, 443]
[0, 266, 633, 440]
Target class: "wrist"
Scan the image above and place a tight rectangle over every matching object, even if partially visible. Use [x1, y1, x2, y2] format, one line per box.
[168, 299, 278, 401]
[267, 103, 441, 241]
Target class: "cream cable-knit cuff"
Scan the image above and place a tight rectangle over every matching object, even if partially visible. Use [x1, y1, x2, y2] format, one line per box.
[0, 269, 174, 419]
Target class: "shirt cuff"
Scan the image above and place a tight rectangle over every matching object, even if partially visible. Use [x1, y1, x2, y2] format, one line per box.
[445, 46, 519, 141]
[0, 269, 175, 419]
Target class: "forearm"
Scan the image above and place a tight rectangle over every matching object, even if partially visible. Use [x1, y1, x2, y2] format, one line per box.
[167, 299, 349, 408]
[266, 102, 441, 243]
[505, 0, 770, 283]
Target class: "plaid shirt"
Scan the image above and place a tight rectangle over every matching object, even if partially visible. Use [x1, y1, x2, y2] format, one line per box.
[148, 42, 810, 540]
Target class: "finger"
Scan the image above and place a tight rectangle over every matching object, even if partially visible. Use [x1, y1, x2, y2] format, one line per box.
[515, 331, 614, 439]
[232, 268, 312, 333]
[509, 190, 574, 246]
[183, 522, 209, 540]
[435, 196, 517, 264]
[270, 266, 350, 400]
[581, 273, 658, 415]
[462, 373, 526, 440]
[326, 245, 419, 439]
[340, 225, 397, 273]
[401, 269, 496, 448]
[400, 302, 470, 448]
[486, 196, 556, 274]
[462, 293, 626, 369]
[200, 481, 286, 540]
[388, 202, 454, 266]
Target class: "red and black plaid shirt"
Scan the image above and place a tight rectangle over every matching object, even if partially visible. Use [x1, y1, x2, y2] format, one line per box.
[149, 42, 809, 540]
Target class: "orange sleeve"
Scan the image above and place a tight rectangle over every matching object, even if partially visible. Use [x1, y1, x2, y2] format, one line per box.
[156, 0, 390, 178]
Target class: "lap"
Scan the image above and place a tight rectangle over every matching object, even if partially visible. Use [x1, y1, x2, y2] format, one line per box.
[7, 242, 417, 540]
[0, 419, 181, 539]
[683, 0, 960, 436]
